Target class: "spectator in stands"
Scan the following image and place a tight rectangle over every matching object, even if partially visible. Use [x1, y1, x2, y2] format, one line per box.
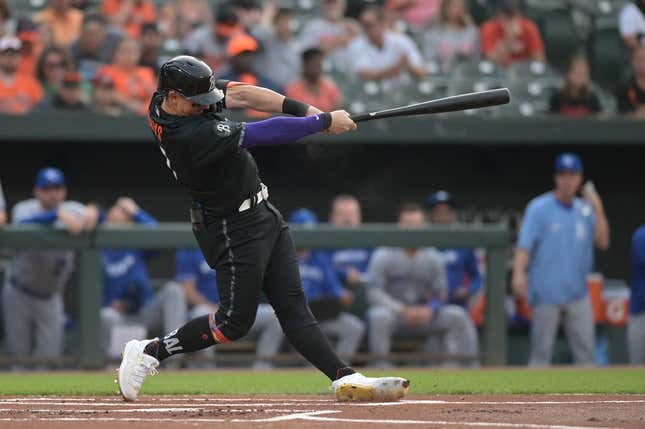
[367, 203, 479, 367]
[620, 0, 645, 50]
[182, 4, 243, 74]
[549, 55, 602, 117]
[34, 0, 84, 48]
[0, 37, 43, 115]
[96, 38, 156, 115]
[36, 47, 71, 100]
[0, 0, 15, 38]
[290, 209, 365, 362]
[175, 248, 284, 369]
[629, 225, 645, 364]
[16, 24, 43, 78]
[101, 0, 157, 39]
[512, 153, 610, 367]
[252, 5, 301, 88]
[386, 0, 442, 30]
[617, 45, 645, 118]
[39, 70, 88, 111]
[480, 0, 544, 68]
[327, 195, 370, 295]
[346, 5, 426, 83]
[0, 180, 6, 227]
[2, 167, 96, 368]
[285, 48, 343, 112]
[100, 197, 187, 358]
[299, 0, 359, 69]
[426, 191, 482, 308]
[91, 71, 126, 116]
[70, 13, 121, 81]
[220, 34, 282, 117]
[139, 22, 162, 75]
[157, 0, 211, 40]
[422, 0, 480, 71]
[231, 0, 263, 32]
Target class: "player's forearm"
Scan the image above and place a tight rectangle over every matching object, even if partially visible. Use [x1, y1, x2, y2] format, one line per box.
[0, 210, 6, 226]
[513, 248, 530, 275]
[242, 114, 331, 148]
[593, 203, 610, 250]
[225, 85, 285, 113]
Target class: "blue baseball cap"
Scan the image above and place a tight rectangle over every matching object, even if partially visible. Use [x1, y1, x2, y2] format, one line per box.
[35, 167, 66, 188]
[555, 153, 583, 173]
[289, 208, 318, 226]
[426, 190, 454, 209]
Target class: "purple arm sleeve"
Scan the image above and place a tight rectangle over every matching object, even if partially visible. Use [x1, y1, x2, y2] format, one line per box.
[241, 115, 327, 148]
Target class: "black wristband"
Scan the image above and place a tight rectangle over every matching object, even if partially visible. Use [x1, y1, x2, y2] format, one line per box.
[320, 112, 332, 130]
[282, 97, 310, 117]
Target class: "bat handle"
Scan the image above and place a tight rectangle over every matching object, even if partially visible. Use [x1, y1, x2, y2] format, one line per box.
[349, 113, 374, 123]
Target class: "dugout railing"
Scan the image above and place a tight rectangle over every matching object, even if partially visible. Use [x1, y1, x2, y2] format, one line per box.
[0, 224, 511, 369]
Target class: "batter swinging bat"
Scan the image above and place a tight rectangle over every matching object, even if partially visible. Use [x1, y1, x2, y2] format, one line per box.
[349, 88, 511, 123]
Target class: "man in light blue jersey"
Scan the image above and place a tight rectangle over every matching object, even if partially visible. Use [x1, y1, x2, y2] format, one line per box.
[512, 153, 610, 366]
[628, 226, 645, 364]
[2, 167, 98, 367]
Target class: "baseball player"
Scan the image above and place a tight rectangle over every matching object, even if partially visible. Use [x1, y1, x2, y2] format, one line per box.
[2, 168, 97, 367]
[117, 55, 408, 402]
[175, 247, 284, 369]
[628, 225, 645, 364]
[289, 209, 365, 362]
[512, 153, 610, 366]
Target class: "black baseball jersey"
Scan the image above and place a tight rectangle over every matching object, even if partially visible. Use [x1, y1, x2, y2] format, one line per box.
[147, 80, 261, 216]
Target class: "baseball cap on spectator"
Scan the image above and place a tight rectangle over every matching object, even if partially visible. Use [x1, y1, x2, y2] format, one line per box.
[289, 208, 318, 227]
[62, 71, 82, 87]
[0, 36, 21, 53]
[35, 167, 66, 188]
[17, 29, 39, 44]
[227, 34, 258, 57]
[555, 153, 583, 173]
[426, 190, 455, 209]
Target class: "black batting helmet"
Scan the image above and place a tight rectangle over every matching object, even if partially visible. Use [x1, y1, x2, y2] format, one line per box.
[158, 55, 224, 105]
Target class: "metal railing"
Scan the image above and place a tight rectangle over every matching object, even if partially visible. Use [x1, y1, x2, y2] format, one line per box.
[0, 223, 511, 368]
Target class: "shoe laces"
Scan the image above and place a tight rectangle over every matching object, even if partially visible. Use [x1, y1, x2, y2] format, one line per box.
[132, 356, 158, 387]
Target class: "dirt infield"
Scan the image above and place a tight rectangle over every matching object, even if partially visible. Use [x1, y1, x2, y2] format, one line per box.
[0, 394, 643, 428]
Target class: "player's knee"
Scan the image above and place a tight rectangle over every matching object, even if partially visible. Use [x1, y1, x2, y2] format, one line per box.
[345, 314, 366, 338]
[367, 306, 394, 327]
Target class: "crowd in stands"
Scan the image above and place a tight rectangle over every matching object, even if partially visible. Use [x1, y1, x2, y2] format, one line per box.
[0, 0, 644, 118]
[2, 157, 644, 369]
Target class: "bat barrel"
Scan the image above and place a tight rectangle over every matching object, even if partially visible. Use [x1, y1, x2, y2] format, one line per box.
[350, 88, 511, 123]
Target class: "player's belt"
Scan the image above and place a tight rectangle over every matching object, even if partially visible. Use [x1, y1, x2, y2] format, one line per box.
[238, 183, 269, 212]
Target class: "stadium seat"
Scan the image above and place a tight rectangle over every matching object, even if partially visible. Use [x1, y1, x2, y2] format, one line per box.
[536, 7, 581, 70]
[588, 26, 630, 92]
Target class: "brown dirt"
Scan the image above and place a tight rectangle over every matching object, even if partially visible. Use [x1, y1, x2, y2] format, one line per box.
[0, 394, 643, 429]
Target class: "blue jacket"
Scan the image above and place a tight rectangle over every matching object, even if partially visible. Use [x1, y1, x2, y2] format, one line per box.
[175, 248, 219, 304]
[327, 248, 372, 285]
[101, 209, 157, 313]
[298, 251, 344, 302]
[439, 248, 482, 306]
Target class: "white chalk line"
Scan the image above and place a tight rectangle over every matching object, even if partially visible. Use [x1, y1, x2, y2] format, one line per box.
[301, 415, 618, 429]
[0, 408, 316, 414]
[0, 397, 333, 402]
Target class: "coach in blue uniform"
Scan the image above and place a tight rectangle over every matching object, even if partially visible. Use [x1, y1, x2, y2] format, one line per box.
[290, 209, 365, 361]
[629, 226, 645, 364]
[512, 154, 610, 366]
[101, 198, 186, 354]
[426, 191, 482, 307]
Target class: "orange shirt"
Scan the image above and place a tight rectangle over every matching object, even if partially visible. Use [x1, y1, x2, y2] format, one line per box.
[480, 16, 544, 66]
[34, 8, 84, 47]
[0, 74, 44, 115]
[102, 0, 157, 39]
[285, 77, 343, 113]
[96, 64, 156, 114]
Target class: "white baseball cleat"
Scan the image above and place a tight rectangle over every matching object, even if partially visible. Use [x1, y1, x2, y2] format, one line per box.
[116, 338, 159, 402]
[331, 372, 410, 402]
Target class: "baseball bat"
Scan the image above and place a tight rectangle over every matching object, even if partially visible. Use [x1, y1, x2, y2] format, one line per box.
[349, 88, 511, 123]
